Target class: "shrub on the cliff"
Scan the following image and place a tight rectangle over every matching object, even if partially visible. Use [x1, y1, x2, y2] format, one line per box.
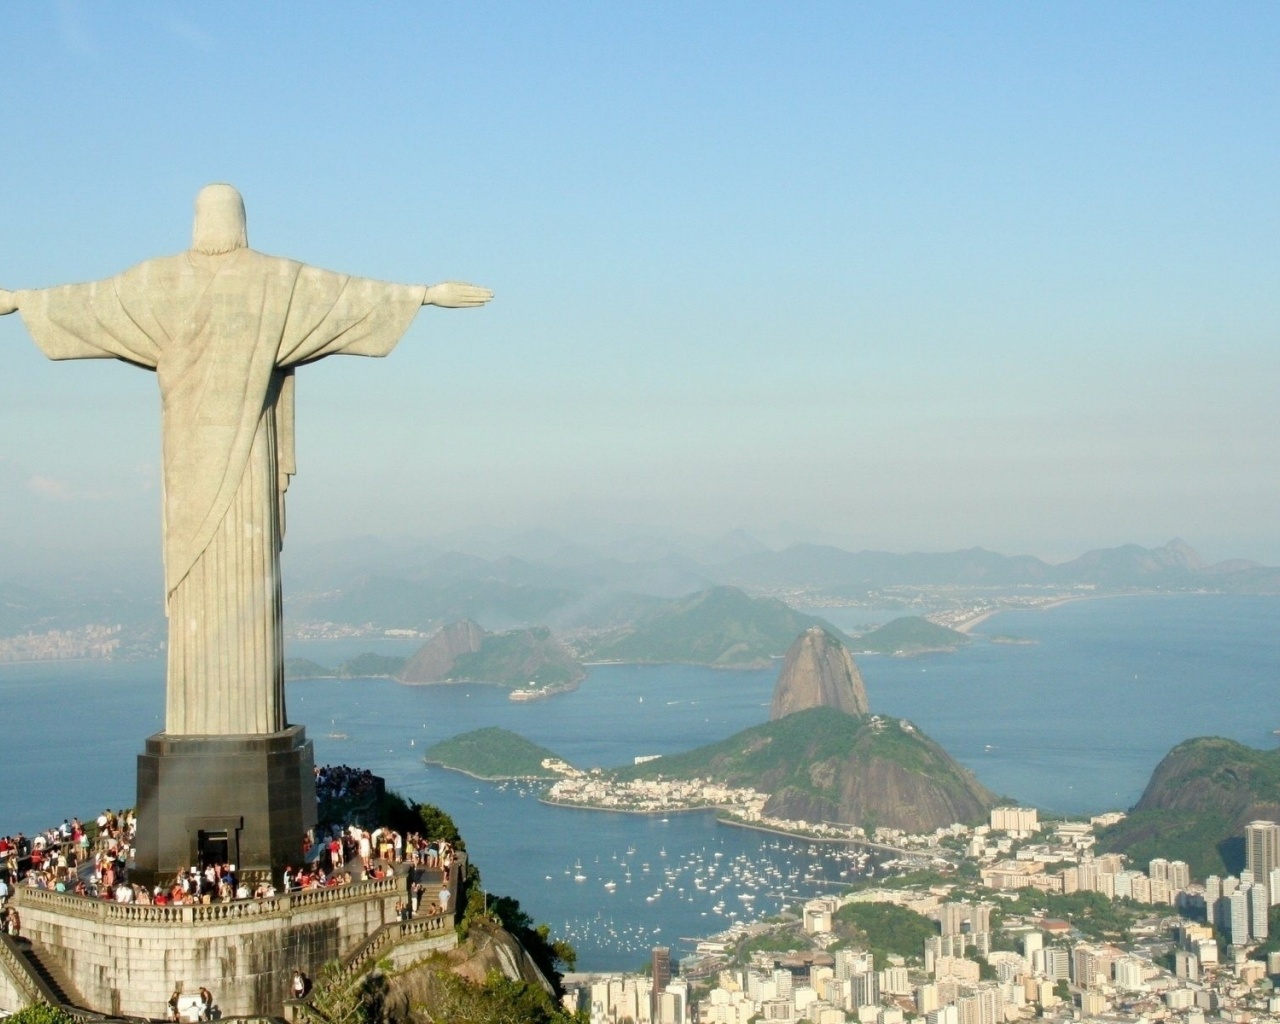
[6, 1005, 80, 1024]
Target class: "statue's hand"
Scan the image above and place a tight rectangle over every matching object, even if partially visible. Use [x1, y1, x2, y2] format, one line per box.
[423, 282, 493, 308]
[0, 289, 17, 316]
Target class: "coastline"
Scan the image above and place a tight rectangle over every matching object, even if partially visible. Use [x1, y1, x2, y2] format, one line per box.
[539, 798, 726, 817]
[537, 797, 917, 858]
[715, 815, 913, 857]
[952, 609, 999, 634]
[423, 761, 558, 784]
[953, 591, 1137, 634]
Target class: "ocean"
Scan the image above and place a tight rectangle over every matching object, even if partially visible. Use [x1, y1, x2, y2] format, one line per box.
[1, 593, 1276, 969]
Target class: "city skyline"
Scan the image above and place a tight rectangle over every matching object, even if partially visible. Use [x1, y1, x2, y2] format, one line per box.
[2, 3, 1278, 571]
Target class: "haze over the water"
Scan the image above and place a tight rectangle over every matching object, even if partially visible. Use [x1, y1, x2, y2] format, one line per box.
[1, 4, 1277, 571]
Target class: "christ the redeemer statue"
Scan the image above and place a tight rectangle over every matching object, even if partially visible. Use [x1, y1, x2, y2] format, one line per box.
[0, 184, 491, 737]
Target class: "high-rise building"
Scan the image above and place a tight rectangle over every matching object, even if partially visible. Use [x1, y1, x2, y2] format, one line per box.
[1247, 821, 1280, 884]
[1169, 860, 1191, 890]
[1252, 882, 1270, 941]
[1131, 874, 1152, 903]
[1229, 889, 1251, 945]
[1072, 946, 1102, 988]
[990, 807, 1039, 833]
[1096, 853, 1125, 874]
[1042, 946, 1070, 981]
[879, 966, 910, 995]
[852, 971, 879, 1007]
[651, 946, 672, 1021]
[1114, 957, 1145, 991]
[915, 983, 940, 1015]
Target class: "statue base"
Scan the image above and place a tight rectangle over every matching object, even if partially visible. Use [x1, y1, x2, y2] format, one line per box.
[133, 725, 316, 888]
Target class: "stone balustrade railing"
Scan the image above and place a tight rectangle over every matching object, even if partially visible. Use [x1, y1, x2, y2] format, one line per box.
[14, 873, 407, 926]
[0, 932, 112, 1021]
[334, 912, 450, 984]
[0, 933, 47, 1006]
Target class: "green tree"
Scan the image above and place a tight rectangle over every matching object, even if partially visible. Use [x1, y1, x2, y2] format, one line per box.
[422, 968, 581, 1024]
[5, 1005, 79, 1024]
[308, 961, 389, 1024]
[833, 903, 937, 964]
[379, 791, 463, 846]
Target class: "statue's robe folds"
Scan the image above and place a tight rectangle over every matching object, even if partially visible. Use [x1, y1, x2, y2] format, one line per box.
[18, 249, 426, 736]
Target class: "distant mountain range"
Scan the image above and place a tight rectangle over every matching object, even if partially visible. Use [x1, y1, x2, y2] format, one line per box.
[5, 536, 1275, 641]
[281, 537, 1276, 635]
[576, 586, 842, 669]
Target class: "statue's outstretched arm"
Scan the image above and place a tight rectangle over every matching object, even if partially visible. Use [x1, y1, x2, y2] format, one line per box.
[0, 289, 17, 316]
[423, 282, 493, 308]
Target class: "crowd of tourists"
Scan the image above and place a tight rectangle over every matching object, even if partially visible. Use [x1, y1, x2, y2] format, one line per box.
[1, 810, 136, 905]
[3, 771, 459, 1023]
[313, 763, 379, 803]
[1, 795, 457, 921]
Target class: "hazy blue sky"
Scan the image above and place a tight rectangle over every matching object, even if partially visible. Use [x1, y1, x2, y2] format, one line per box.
[2, 2, 1277, 568]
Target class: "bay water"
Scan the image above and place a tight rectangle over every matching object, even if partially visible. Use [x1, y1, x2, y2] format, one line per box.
[1, 594, 1276, 969]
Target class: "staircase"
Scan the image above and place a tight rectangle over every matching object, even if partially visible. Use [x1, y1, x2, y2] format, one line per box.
[21, 939, 86, 1008]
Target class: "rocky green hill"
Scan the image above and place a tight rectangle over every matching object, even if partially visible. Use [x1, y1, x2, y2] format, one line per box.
[770, 627, 869, 720]
[580, 585, 842, 668]
[399, 623, 585, 688]
[612, 707, 996, 833]
[1097, 737, 1280, 877]
[423, 727, 565, 780]
[855, 616, 970, 655]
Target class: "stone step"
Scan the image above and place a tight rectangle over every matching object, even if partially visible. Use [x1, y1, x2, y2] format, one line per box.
[23, 940, 85, 1007]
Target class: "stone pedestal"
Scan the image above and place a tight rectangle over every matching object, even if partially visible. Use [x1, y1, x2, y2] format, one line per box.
[134, 726, 317, 887]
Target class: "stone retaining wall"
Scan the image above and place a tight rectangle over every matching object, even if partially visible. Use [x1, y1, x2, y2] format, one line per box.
[13, 872, 455, 1018]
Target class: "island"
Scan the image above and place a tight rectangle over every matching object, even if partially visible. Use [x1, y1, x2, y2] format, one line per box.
[855, 616, 970, 655]
[422, 726, 569, 780]
[988, 634, 1039, 646]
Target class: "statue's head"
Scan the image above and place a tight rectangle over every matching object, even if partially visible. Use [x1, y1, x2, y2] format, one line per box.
[192, 183, 248, 255]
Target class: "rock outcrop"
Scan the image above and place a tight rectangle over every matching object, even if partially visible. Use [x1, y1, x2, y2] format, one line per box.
[619, 707, 997, 834]
[770, 627, 869, 720]
[1096, 736, 1280, 877]
[398, 620, 485, 682]
[398, 621, 585, 688]
[760, 717, 997, 834]
[381, 921, 557, 1023]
